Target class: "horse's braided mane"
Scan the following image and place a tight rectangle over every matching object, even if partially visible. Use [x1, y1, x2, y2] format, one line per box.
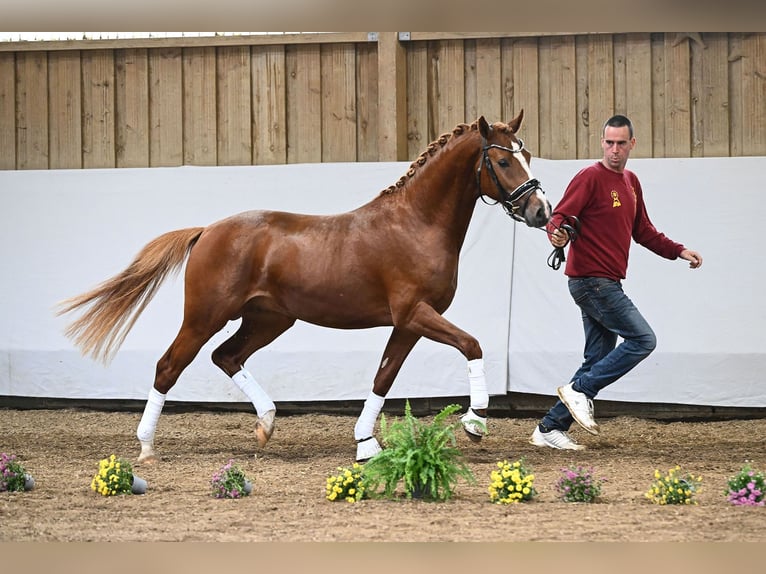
[380, 118, 510, 196]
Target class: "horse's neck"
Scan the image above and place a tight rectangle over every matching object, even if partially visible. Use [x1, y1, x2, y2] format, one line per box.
[405, 137, 480, 239]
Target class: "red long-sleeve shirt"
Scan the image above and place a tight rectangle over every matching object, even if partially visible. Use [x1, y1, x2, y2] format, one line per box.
[547, 162, 685, 281]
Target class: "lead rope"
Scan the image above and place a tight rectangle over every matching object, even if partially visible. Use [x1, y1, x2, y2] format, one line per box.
[546, 214, 580, 271]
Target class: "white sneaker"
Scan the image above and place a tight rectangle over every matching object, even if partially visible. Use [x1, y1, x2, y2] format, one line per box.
[557, 382, 600, 435]
[529, 426, 585, 450]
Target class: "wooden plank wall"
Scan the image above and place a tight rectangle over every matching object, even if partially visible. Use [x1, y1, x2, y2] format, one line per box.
[0, 32, 763, 170]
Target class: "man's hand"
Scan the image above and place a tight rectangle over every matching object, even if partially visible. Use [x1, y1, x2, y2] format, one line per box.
[550, 228, 570, 248]
[680, 249, 703, 269]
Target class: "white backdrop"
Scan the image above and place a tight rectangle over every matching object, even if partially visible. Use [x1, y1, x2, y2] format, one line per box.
[1, 157, 764, 407]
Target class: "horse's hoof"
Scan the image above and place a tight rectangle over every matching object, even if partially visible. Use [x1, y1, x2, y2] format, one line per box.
[460, 410, 487, 443]
[255, 410, 276, 448]
[356, 437, 382, 462]
[137, 453, 158, 465]
[137, 441, 158, 465]
[463, 428, 483, 443]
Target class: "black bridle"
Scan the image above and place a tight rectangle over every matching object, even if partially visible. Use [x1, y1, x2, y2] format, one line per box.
[475, 138, 544, 223]
[474, 135, 580, 270]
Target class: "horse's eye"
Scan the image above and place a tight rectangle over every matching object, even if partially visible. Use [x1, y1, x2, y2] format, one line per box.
[497, 158, 510, 168]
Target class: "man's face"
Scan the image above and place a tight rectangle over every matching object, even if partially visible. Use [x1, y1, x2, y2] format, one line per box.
[601, 125, 635, 173]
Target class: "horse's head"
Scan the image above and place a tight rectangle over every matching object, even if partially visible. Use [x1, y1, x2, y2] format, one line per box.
[476, 112, 551, 228]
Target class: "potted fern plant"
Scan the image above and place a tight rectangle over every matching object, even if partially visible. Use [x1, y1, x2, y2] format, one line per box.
[362, 401, 476, 501]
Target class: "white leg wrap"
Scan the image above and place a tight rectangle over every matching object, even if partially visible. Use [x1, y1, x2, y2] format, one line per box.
[356, 437, 382, 462]
[468, 358, 489, 410]
[137, 387, 166, 443]
[354, 391, 385, 440]
[461, 358, 488, 439]
[232, 369, 275, 417]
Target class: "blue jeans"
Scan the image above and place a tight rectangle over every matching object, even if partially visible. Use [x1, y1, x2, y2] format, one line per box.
[540, 277, 657, 432]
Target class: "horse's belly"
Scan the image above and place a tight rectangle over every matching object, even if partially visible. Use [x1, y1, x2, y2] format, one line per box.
[283, 291, 392, 329]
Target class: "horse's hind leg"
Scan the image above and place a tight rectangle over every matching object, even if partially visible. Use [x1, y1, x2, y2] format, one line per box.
[355, 328, 420, 462]
[211, 309, 296, 449]
[137, 320, 225, 464]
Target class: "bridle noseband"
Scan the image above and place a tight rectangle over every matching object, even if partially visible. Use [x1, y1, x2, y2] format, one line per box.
[476, 138, 544, 223]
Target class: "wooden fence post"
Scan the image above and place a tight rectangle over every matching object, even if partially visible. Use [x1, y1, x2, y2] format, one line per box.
[377, 32, 408, 161]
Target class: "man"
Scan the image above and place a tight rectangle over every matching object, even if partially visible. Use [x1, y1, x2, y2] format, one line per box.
[530, 114, 703, 450]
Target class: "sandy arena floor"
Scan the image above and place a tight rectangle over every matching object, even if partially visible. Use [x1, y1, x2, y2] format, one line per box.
[2, 407, 765, 542]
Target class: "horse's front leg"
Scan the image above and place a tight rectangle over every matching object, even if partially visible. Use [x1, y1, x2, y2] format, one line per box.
[396, 301, 488, 442]
[459, 359, 488, 442]
[355, 328, 420, 462]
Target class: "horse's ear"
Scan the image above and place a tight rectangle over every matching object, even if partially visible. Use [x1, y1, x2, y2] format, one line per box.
[478, 116, 491, 138]
[508, 109, 525, 133]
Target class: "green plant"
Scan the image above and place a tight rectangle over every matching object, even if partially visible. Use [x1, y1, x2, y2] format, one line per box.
[211, 459, 252, 499]
[488, 458, 537, 504]
[326, 462, 367, 503]
[725, 462, 765, 506]
[645, 465, 702, 505]
[361, 401, 476, 501]
[555, 465, 605, 503]
[91, 454, 135, 496]
[0, 453, 29, 492]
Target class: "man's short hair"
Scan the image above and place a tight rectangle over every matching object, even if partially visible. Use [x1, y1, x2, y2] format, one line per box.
[603, 115, 634, 138]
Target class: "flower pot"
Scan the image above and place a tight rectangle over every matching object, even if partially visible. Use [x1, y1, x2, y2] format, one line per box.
[410, 482, 434, 500]
[131, 474, 147, 494]
[24, 473, 35, 491]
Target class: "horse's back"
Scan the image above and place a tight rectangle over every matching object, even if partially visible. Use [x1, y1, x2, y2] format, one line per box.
[188, 209, 340, 277]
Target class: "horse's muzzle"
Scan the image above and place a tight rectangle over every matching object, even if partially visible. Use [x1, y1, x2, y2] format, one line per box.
[524, 194, 552, 228]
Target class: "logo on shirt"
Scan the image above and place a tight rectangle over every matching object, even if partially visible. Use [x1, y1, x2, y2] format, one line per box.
[611, 190, 621, 208]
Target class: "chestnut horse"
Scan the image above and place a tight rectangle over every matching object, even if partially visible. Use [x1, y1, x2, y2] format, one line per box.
[57, 112, 551, 464]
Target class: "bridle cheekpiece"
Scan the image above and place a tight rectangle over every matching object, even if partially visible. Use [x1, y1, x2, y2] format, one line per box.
[476, 138, 543, 223]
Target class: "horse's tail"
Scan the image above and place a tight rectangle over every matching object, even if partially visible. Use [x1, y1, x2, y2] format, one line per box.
[57, 227, 206, 364]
